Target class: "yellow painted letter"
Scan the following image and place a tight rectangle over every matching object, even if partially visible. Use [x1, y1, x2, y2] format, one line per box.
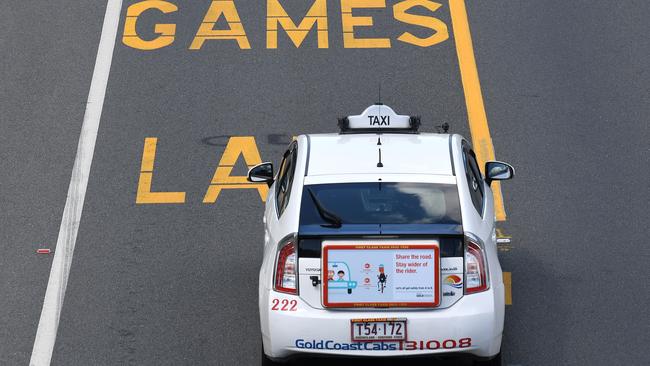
[267, 0, 328, 48]
[203, 137, 269, 203]
[136, 138, 186, 204]
[393, 0, 448, 47]
[122, 1, 177, 50]
[190, 0, 251, 50]
[341, 0, 391, 48]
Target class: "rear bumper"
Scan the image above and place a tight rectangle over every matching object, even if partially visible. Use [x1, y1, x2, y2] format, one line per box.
[260, 283, 504, 361]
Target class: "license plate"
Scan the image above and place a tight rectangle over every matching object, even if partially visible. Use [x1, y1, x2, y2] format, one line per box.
[350, 318, 407, 342]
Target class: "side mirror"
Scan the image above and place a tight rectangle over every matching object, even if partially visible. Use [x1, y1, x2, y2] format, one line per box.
[247, 162, 274, 186]
[485, 161, 514, 186]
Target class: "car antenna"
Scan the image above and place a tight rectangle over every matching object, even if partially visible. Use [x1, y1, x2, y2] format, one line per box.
[378, 83, 381, 104]
[377, 83, 383, 146]
[377, 148, 384, 168]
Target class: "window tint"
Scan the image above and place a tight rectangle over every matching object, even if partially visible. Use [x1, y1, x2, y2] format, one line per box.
[463, 147, 484, 215]
[275, 144, 297, 216]
[300, 182, 462, 225]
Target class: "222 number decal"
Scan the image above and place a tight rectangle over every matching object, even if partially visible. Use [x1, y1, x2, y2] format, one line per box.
[271, 299, 297, 311]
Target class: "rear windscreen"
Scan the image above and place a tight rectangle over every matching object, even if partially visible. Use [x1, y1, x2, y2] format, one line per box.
[300, 182, 461, 225]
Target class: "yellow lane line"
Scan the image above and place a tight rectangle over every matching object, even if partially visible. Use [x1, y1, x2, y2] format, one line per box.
[503, 271, 512, 305]
[449, 0, 507, 221]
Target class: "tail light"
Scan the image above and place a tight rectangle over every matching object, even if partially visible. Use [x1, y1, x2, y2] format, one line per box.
[274, 239, 297, 295]
[464, 237, 489, 294]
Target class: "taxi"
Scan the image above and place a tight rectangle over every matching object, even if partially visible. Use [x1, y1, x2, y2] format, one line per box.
[248, 104, 514, 365]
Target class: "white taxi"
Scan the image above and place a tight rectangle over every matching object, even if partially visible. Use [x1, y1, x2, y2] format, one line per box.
[248, 104, 514, 365]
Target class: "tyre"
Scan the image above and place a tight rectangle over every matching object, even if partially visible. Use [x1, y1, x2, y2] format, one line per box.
[475, 348, 503, 366]
[261, 347, 281, 366]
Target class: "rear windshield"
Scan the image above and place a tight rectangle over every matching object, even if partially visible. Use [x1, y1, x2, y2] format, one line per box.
[300, 182, 461, 225]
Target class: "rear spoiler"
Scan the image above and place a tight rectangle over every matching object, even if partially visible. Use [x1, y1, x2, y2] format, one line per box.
[298, 223, 465, 258]
[298, 223, 463, 237]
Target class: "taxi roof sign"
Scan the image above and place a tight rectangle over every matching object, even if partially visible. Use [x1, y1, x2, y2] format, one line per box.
[338, 104, 420, 134]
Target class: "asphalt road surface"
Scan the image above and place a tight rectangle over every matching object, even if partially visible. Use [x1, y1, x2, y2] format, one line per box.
[1, 1, 649, 365]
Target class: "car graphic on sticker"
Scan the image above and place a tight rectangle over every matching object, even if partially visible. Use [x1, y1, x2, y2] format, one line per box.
[327, 261, 357, 294]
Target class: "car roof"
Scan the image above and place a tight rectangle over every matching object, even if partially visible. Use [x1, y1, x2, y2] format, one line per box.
[304, 133, 454, 177]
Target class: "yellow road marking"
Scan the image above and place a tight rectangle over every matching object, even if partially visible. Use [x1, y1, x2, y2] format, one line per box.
[136, 137, 186, 204]
[267, 0, 329, 49]
[393, 0, 449, 48]
[496, 228, 513, 252]
[449, 0, 506, 221]
[189, 0, 251, 50]
[203, 136, 269, 203]
[341, 0, 392, 48]
[503, 271, 512, 305]
[122, 1, 177, 51]
[495, 228, 507, 238]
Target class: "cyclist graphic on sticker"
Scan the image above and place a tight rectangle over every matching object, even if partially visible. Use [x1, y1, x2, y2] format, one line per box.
[377, 264, 388, 293]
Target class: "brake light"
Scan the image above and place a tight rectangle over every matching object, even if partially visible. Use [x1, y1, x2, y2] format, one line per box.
[274, 240, 297, 294]
[464, 238, 488, 294]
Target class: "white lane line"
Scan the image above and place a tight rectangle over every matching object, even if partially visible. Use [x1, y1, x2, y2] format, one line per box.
[30, 1, 123, 365]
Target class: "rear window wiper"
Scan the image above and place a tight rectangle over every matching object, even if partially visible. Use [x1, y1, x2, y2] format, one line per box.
[306, 188, 342, 228]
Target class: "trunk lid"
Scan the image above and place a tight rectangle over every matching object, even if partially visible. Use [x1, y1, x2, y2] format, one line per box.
[298, 232, 465, 310]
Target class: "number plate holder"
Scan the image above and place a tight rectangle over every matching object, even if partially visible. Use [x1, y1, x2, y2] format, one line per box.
[350, 318, 407, 342]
